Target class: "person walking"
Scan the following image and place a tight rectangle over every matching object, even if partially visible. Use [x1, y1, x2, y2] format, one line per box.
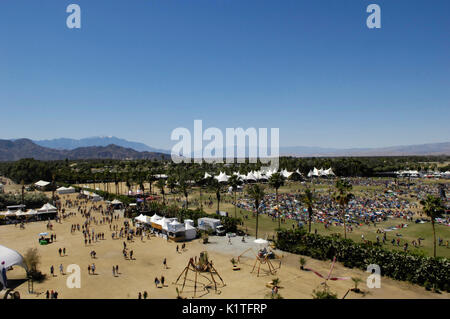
[50, 265, 54, 277]
[163, 258, 167, 269]
[59, 264, 64, 275]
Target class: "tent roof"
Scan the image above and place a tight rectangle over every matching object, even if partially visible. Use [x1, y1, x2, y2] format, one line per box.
[35, 180, 50, 187]
[111, 199, 122, 205]
[0, 245, 27, 271]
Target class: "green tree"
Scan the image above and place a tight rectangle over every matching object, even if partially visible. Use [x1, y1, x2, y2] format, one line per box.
[333, 179, 353, 239]
[268, 172, 285, 229]
[301, 188, 316, 233]
[228, 175, 243, 218]
[156, 179, 166, 205]
[247, 184, 265, 239]
[420, 195, 445, 258]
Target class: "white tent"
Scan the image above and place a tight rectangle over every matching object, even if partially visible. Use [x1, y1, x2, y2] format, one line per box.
[0, 245, 27, 288]
[281, 169, 293, 179]
[38, 203, 57, 213]
[150, 214, 162, 224]
[185, 223, 197, 240]
[34, 180, 50, 187]
[245, 171, 257, 181]
[0, 210, 16, 217]
[135, 214, 150, 224]
[25, 209, 38, 216]
[204, 172, 212, 179]
[167, 220, 185, 233]
[14, 209, 27, 217]
[111, 199, 123, 205]
[214, 172, 229, 183]
[254, 238, 268, 245]
[57, 186, 76, 194]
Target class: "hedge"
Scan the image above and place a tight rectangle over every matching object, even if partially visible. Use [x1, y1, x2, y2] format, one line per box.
[275, 229, 450, 292]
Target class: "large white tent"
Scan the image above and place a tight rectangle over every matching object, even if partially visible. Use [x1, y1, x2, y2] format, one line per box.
[0, 245, 27, 288]
[214, 172, 230, 183]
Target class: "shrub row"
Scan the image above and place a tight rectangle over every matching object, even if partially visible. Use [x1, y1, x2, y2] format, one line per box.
[275, 229, 450, 292]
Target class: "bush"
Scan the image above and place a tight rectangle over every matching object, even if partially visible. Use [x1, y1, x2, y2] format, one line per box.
[312, 288, 338, 299]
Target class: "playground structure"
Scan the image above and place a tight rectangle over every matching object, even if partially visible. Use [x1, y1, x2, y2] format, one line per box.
[306, 256, 350, 292]
[236, 247, 282, 277]
[174, 251, 225, 298]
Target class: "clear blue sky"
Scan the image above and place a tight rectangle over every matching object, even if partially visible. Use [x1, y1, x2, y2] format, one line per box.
[1, 0, 449, 149]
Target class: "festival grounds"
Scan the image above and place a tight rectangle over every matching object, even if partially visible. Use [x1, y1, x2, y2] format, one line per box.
[1, 193, 449, 299]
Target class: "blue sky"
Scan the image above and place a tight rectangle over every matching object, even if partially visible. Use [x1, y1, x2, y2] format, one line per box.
[0, 0, 449, 149]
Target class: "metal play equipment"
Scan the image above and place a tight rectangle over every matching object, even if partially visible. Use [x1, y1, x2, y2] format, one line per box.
[174, 251, 225, 298]
[236, 246, 281, 277]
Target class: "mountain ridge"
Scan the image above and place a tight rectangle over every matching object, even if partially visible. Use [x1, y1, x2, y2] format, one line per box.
[33, 136, 169, 154]
[0, 139, 168, 161]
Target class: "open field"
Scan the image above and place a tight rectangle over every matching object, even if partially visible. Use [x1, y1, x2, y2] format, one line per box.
[1, 194, 448, 299]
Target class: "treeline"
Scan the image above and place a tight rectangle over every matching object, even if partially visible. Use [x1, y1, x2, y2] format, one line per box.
[1, 156, 449, 185]
[0, 193, 50, 210]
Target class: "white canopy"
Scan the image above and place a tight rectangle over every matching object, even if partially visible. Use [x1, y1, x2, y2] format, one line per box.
[167, 220, 185, 232]
[280, 169, 293, 179]
[135, 214, 150, 224]
[111, 199, 123, 205]
[254, 238, 269, 245]
[214, 172, 230, 183]
[245, 171, 257, 181]
[0, 245, 27, 287]
[35, 180, 50, 187]
[150, 214, 162, 223]
[14, 209, 27, 216]
[38, 203, 57, 213]
[57, 186, 76, 194]
[204, 172, 212, 179]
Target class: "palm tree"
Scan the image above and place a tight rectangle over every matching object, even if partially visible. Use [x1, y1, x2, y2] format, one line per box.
[114, 173, 119, 195]
[177, 175, 191, 210]
[228, 175, 243, 218]
[194, 171, 207, 211]
[147, 170, 157, 195]
[268, 172, 285, 229]
[302, 188, 316, 233]
[333, 179, 353, 239]
[420, 195, 445, 258]
[247, 184, 265, 239]
[156, 179, 166, 205]
[21, 179, 25, 205]
[209, 179, 223, 214]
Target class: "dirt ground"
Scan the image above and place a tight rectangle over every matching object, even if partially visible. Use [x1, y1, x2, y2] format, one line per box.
[0, 192, 449, 299]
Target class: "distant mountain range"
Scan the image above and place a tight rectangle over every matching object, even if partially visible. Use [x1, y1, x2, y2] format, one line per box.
[1, 137, 449, 161]
[34, 136, 169, 154]
[279, 142, 450, 157]
[0, 139, 169, 161]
